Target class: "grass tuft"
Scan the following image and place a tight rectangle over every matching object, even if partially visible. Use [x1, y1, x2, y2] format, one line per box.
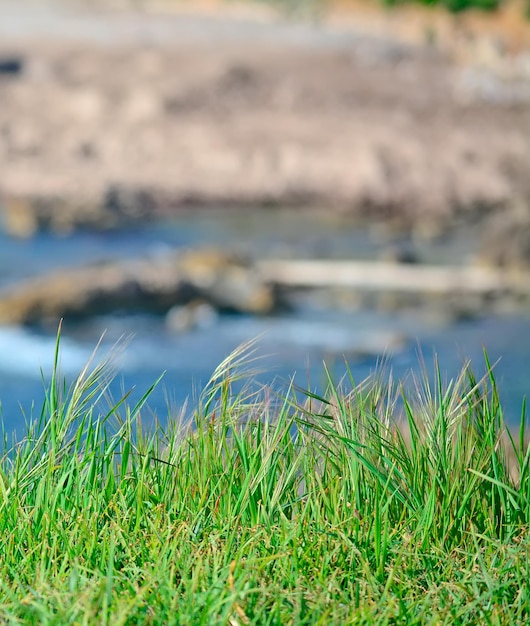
[0, 332, 529, 623]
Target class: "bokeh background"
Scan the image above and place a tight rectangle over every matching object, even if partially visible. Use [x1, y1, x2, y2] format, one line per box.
[1, 0, 530, 432]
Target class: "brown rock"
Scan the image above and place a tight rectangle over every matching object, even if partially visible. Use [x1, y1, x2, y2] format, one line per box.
[0, 249, 280, 325]
[0, 8, 529, 238]
[478, 207, 530, 269]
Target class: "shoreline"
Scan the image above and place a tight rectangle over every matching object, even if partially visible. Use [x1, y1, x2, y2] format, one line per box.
[0, 3, 529, 262]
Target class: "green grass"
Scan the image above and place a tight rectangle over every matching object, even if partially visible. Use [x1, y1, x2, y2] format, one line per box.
[0, 333, 529, 624]
[135, 0, 526, 17]
[224, 0, 516, 16]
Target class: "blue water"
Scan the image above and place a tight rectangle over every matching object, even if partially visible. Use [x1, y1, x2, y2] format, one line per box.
[0, 212, 528, 434]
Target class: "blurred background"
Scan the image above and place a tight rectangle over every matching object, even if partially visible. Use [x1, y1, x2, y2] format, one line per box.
[1, 0, 530, 432]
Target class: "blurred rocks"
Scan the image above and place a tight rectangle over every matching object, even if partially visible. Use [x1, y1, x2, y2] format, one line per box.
[166, 301, 217, 333]
[0, 55, 23, 76]
[2, 186, 162, 237]
[0, 249, 281, 326]
[478, 208, 530, 268]
[380, 243, 420, 265]
[0, 9, 529, 243]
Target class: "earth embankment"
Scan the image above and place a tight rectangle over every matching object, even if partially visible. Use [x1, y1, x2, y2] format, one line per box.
[0, 2, 529, 258]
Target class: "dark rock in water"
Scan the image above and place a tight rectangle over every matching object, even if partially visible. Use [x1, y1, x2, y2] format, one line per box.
[166, 301, 218, 333]
[0, 249, 280, 325]
[380, 243, 420, 265]
[478, 209, 530, 268]
[1, 187, 164, 238]
[103, 184, 158, 222]
[0, 56, 23, 76]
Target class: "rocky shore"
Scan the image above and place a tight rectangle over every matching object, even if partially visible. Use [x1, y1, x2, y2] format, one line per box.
[0, 3, 529, 260]
[3, 247, 530, 328]
[0, 249, 281, 326]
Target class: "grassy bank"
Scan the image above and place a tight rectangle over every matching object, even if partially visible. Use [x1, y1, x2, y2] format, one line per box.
[192, 0, 527, 17]
[0, 337, 529, 624]
[120, 0, 530, 18]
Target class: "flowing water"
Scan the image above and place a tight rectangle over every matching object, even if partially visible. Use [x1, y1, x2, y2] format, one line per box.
[0, 210, 529, 434]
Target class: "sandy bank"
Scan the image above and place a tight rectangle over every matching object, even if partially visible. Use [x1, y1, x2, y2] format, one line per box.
[0, 2, 529, 257]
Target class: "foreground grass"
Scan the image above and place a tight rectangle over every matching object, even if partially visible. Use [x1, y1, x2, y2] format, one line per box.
[0, 338, 529, 624]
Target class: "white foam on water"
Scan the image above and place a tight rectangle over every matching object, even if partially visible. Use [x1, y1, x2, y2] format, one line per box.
[222, 316, 405, 355]
[0, 326, 91, 378]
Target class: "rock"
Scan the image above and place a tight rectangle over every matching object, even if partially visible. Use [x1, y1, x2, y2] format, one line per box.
[0, 56, 23, 76]
[0, 11, 529, 240]
[380, 243, 420, 264]
[0, 197, 39, 238]
[478, 208, 530, 268]
[0, 249, 280, 326]
[1, 186, 162, 237]
[166, 301, 217, 333]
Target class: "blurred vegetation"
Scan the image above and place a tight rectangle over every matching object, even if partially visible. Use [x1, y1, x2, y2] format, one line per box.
[250, 0, 528, 16]
[381, 0, 501, 14]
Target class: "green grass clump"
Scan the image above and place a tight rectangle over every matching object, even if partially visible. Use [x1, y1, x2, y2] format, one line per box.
[247, 0, 507, 16]
[0, 335, 529, 624]
[254, 0, 530, 18]
[380, 0, 502, 13]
